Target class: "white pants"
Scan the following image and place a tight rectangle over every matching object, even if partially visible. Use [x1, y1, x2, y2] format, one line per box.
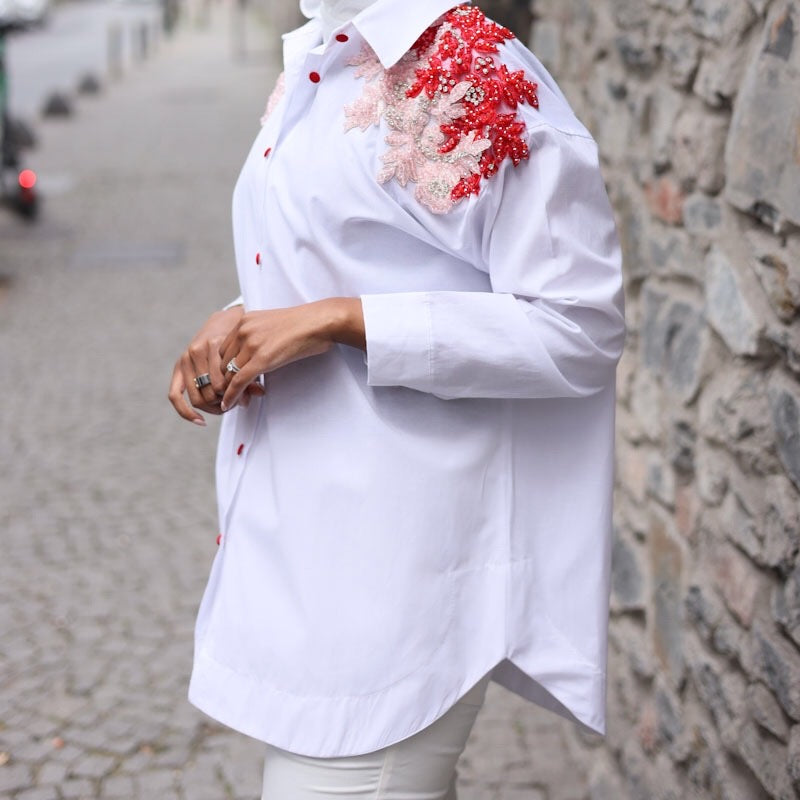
[260, 672, 491, 800]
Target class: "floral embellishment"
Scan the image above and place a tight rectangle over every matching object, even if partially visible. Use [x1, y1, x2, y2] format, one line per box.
[343, 4, 538, 213]
[260, 72, 286, 126]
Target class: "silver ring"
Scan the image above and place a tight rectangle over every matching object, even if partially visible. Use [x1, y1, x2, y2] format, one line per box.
[226, 359, 241, 374]
[194, 373, 212, 390]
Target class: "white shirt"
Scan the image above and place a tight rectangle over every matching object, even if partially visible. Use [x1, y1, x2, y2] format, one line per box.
[188, 0, 626, 758]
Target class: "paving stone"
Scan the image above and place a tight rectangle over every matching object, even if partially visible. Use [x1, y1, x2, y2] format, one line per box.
[15, 789, 59, 800]
[0, 763, 33, 793]
[101, 774, 137, 799]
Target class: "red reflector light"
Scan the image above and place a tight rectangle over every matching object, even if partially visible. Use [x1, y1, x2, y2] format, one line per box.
[18, 170, 37, 190]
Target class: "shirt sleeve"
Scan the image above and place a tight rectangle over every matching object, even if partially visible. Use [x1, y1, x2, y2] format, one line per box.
[222, 295, 244, 311]
[359, 123, 626, 400]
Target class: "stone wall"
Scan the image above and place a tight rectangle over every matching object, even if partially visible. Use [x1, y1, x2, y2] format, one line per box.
[485, 0, 800, 797]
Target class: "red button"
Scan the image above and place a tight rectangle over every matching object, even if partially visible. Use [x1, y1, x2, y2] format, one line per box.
[309, 71, 321, 83]
[335, 33, 349, 42]
[264, 147, 272, 158]
[216, 534, 222, 546]
[255, 252, 261, 265]
[237, 443, 245, 456]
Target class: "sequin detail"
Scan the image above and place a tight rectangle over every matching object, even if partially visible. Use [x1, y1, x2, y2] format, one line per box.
[260, 72, 286, 126]
[343, 4, 538, 214]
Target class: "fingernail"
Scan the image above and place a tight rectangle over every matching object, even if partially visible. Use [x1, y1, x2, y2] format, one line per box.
[192, 418, 207, 427]
[220, 402, 228, 412]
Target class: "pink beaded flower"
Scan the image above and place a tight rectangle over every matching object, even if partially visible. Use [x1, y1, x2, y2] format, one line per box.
[260, 72, 286, 126]
[343, 4, 539, 214]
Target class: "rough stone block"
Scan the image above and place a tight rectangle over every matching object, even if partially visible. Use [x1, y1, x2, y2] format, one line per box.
[650, 0, 691, 12]
[616, 183, 650, 285]
[712, 540, 763, 627]
[530, 19, 562, 75]
[750, 622, 800, 721]
[631, 367, 664, 439]
[698, 366, 779, 476]
[690, 0, 758, 42]
[616, 438, 650, 504]
[588, 751, 628, 800]
[719, 487, 763, 560]
[611, 531, 647, 612]
[663, 25, 702, 87]
[647, 450, 677, 507]
[650, 516, 686, 687]
[748, 680, 792, 741]
[773, 564, 800, 648]
[768, 370, 800, 489]
[641, 285, 710, 403]
[645, 176, 687, 225]
[672, 106, 729, 192]
[762, 473, 800, 576]
[695, 441, 729, 506]
[686, 582, 724, 640]
[704, 246, 768, 357]
[694, 41, 749, 107]
[737, 719, 796, 798]
[669, 419, 696, 476]
[650, 84, 685, 171]
[683, 192, 724, 237]
[790, 724, 800, 788]
[746, 229, 800, 324]
[725, 2, 800, 229]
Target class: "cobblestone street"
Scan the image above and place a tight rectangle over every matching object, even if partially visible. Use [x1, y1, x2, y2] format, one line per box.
[0, 12, 596, 800]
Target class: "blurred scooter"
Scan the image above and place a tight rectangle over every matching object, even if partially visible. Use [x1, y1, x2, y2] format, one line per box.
[0, 23, 39, 220]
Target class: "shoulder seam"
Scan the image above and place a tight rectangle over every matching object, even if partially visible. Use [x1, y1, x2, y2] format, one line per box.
[524, 119, 595, 142]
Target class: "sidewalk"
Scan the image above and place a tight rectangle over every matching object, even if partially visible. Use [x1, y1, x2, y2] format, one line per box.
[0, 8, 593, 800]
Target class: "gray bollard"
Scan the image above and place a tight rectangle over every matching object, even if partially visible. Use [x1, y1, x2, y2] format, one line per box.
[42, 92, 73, 118]
[139, 22, 149, 59]
[78, 74, 102, 95]
[108, 23, 123, 78]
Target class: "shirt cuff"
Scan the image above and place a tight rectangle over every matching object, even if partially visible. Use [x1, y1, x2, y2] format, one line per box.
[222, 295, 244, 311]
[359, 292, 433, 391]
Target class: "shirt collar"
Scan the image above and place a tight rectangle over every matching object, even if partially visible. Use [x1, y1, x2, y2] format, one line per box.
[292, 0, 470, 70]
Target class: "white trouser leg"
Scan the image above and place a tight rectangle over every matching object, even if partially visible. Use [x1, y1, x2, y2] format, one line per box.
[260, 673, 491, 800]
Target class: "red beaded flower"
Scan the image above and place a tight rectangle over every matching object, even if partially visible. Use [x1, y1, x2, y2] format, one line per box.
[343, 4, 539, 214]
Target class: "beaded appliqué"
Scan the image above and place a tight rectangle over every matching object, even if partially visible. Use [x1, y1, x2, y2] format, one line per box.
[260, 72, 286, 126]
[343, 4, 539, 214]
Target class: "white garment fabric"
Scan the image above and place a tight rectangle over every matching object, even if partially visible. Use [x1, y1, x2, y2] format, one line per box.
[319, 0, 377, 41]
[188, 0, 626, 758]
[260, 673, 491, 799]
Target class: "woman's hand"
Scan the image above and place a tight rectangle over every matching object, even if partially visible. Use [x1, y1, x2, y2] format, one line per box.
[168, 305, 265, 426]
[219, 298, 365, 411]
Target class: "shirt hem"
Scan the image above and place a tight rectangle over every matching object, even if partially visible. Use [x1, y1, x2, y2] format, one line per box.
[187, 646, 606, 757]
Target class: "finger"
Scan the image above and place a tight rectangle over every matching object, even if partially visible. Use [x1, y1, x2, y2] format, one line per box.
[221, 361, 262, 412]
[168, 362, 206, 426]
[207, 339, 227, 397]
[188, 344, 220, 408]
[240, 381, 266, 407]
[246, 380, 266, 396]
[181, 355, 218, 415]
[219, 323, 240, 365]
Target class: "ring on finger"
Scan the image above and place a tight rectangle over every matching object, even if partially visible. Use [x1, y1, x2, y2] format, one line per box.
[194, 373, 212, 390]
[226, 358, 241, 374]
